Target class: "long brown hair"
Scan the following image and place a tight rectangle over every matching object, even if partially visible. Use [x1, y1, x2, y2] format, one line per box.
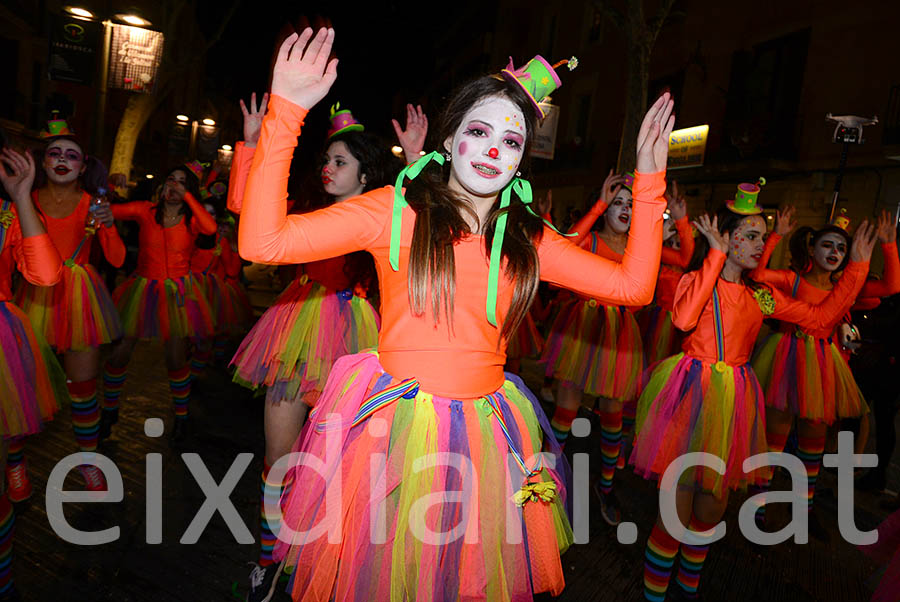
[404, 75, 544, 340]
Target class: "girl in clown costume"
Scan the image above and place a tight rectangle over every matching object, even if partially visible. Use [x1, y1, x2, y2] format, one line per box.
[239, 27, 673, 602]
[631, 183, 877, 602]
[749, 204, 899, 530]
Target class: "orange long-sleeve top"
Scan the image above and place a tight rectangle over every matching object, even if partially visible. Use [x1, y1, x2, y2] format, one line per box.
[750, 232, 900, 336]
[112, 193, 216, 280]
[191, 235, 245, 281]
[674, 249, 869, 365]
[0, 205, 62, 300]
[237, 94, 667, 399]
[33, 190, 125, 267]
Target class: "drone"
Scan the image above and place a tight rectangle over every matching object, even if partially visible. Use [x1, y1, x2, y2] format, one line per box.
[825, 113, 879, 144]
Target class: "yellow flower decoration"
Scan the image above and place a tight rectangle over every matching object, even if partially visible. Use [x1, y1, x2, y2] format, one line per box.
[541, 76, 550, 86]
[512, 480, 557, 507]
[752, 287, 776, 316]
[0, 210, 14, 228]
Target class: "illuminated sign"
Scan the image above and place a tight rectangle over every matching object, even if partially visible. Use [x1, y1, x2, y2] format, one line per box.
[667, 125, 709, 169]
[108, 24, 164, 93]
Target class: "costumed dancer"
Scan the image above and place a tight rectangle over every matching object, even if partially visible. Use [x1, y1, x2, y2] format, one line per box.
[228, 92, 418, 586]
[0, 145, 66, 601]
[240, 28, 672, 601]
[101, 161, 217, 443]
[14, 117, 124, 494]
[630, 187, 876, 602]
[749, 204, 899, 533]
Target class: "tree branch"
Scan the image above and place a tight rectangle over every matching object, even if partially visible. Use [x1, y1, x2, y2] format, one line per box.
[647, 0, 677, 41]
[202, 0, 241, 52]
[592, 0, 626, 29]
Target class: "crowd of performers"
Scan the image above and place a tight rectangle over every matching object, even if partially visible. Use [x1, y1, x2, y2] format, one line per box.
[0, 25, 899, 602]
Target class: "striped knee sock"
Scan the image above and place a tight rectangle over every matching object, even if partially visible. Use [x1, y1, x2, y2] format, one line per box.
[102, 362, 127, 414]
[0, 493, 15, 595]
[597, 408, 623, 495]
[755, 430, 789, 522]
[797, 434, 826, 510]
[259, 462, 282, 567]
[550, 406, 578, 443]
[168, 366, 191, 419]
[6, 441, 24, 472]
[68, 379, 100, 454]
[190, 346, 211, 381]
[674, 516, 717, 598]
[644, 523, 680, 601]
[213, 337, 227, 363]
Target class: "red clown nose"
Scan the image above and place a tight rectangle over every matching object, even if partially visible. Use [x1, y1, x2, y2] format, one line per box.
[488, 148, 499, 159]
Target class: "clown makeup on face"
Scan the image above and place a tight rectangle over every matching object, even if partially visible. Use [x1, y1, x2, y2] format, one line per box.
[728, 215, 766, 270]
[43, 139, 84, 185]
[321, 140, 365, 201]
[446, 95, 526, 199]
[604, 188, 633, 234]
[812, 232, 848, 272]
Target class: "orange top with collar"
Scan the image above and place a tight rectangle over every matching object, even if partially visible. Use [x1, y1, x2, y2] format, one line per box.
[0, 205, 62, 300]
[750, 232, 900, 336]
[674, 249, 868, 365]
[112, 193, 216, 280]
[238, 94, 667, 399]
[33, 190, 125, 267]
[192, 235, 244, 280]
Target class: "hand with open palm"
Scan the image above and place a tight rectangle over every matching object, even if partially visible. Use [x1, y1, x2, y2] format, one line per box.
[271, 28, 339, 111]
[636, 92, 675, 174]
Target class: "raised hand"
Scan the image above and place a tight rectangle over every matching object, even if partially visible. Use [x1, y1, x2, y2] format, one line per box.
[0, 148, 36, 204]
[93, 201, 115, 228]
[850, 220, 877, 262]
[693, 214, 728, 254]
[774, 206, 797, 237]
[392, 104, 428, 164]
[240, 92, 269, 147]
[665, 180, 687, 220]
[271, 28, 338, 110]
[636, 92, 675, 174]
[875, 209, 897, 244]
[600, 169, 624, 204]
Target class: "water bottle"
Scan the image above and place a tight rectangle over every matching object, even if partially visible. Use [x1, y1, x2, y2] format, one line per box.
[86, 187, 106, 228]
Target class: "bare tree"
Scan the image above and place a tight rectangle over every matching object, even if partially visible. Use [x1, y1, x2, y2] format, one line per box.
[594, 0, 677, 173]
[108, 0, 240, 178]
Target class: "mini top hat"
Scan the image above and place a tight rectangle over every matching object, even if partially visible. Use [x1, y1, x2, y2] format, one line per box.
[726, 177, 766, 215]
[183, 160, 205, 182]
[831, 208, 851, 232]
[41, 111, 75, 139]
[501, 55, 578, 119]
[327, 103, 364, 138]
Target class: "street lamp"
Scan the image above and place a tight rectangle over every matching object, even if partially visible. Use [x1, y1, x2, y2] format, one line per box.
[64, 6, 94, 18]
[202, 118, 216, 126]
[116, 14, 152, 26]
[176, 114, 190, 123]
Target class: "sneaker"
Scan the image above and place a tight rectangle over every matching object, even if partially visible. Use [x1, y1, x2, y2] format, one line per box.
[5, 463, 32, 503]
[78, 465, 107, 492]
[246, 561, 281, 602]
[98, 408, 118, 441]
[592, 481, 622, 526]
[539, 387, 555, 403]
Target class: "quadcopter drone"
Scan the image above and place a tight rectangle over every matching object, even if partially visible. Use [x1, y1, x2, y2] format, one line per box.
[825, 113, 879, 144]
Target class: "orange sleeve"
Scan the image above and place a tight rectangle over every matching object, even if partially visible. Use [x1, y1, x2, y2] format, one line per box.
[238, 95, 388, 264]
[748, 232, 794, 289]
[185, 192, 216, 235]
[568, 196, 608, 247]
[220, 238, 242, 278]
[15, 231, 62, 286]
[661, 215, 695, 268]
[111, 201, 149, 222]
[770, 260, 869, 331]
[227, 141, 256, 215]
[858, 242, 900, 298]
[538, 171, 667, 307]
[97, 223, 126, 268]
[672, 249, 726, 331]
[851, 296, 881, 311]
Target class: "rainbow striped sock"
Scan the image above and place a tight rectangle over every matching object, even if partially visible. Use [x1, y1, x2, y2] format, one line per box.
[102, 362, 127, 414]
[6, 441, 24, 472]
[674, 516, 717, 598]
[597, 408, 623, 495]
[0, 493, 15, 595]
[259, 462, 281, 567]
[68, 379, 100, 454]
[550, 406, 578, 443]
[644, 523, 679, 601]
[190, 346, 211, 382]
[797, 434, 826, 511]
[755, 430, 789, 521]
[168, 365, 191, 419]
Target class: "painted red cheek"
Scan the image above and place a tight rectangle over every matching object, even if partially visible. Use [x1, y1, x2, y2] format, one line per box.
[458, 142, 467, 156]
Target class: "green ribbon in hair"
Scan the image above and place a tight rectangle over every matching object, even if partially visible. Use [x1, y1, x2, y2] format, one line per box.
[390, 153, 573, 327]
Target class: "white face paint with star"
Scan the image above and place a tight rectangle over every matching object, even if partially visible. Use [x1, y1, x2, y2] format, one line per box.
[446, 95, 526, 198]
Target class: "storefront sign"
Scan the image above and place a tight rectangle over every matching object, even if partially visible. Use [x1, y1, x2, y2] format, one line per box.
[667, 125, 709, 169]
[48, 13, 101, 84]
[108, 24, 164, 93]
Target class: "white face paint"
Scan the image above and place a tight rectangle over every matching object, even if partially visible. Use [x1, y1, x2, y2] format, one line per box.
[728, 215, 766, 270]
[43, 138, 84, 185]
[446, 96, 526, 198]
[812, 232, 848, 272]
[604, 189, 633, 234]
